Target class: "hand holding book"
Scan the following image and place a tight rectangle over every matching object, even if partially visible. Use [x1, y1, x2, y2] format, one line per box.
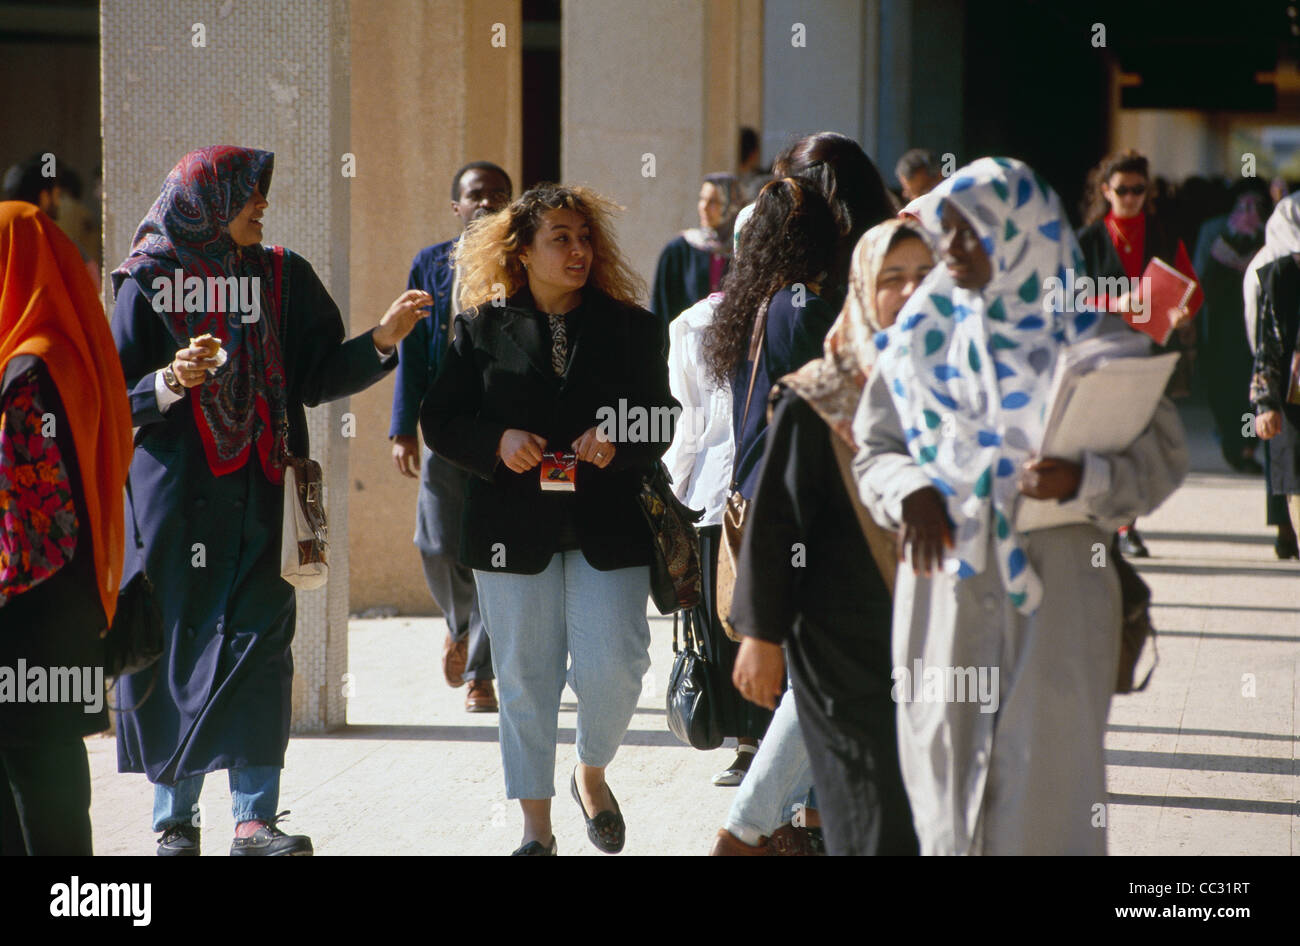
[1018, 457, 1082, 501]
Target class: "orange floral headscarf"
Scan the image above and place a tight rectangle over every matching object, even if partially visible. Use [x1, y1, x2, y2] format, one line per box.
[0, 201, 133, 623]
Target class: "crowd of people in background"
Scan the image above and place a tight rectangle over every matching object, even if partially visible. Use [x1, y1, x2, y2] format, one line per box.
[0, 122, 1294, 856]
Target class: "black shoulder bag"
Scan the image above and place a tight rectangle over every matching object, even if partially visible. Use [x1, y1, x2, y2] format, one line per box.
[637, 460, 705, 614]
[665, 609, 724, 750]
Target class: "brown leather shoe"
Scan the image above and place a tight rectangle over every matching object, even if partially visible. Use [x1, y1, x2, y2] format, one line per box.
[442, 632, 468, 688]
[465, 679, 498, 713]
[708, 828, 769, 856]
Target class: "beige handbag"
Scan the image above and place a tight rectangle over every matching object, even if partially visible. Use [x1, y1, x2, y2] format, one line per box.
[280, 443, 328, 591]
[715, 301, 769, 642]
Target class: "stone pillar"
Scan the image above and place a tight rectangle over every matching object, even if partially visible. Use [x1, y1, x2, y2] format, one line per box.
[345, 0, 522, 617]
[702, 0, 765, 175]
[760, 0, 867, 162]
[101, 0, 353, 732]
[561, 0, 710, 286]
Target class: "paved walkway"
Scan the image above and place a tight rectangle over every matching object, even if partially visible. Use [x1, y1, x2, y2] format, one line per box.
[86, 401, 1299, 855]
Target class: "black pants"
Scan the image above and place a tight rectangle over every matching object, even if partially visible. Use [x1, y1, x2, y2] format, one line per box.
[0, 739, 93, 855]
[419, 449, 492, 681]
[789, 680, 917, 856]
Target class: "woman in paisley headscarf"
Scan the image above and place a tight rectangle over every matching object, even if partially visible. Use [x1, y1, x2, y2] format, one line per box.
[853, 158, 1188, 855]
[111, 146, 427, 856]
[726, 219, 933, 856]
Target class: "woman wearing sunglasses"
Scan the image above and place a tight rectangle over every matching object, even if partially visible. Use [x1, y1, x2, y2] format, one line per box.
[1077, 148, 1197, 559]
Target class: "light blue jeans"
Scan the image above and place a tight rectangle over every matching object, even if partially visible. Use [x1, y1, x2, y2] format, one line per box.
[725, 688, 813, 839]
[152, 766, 280, 832]
[474, 550, 652, 799]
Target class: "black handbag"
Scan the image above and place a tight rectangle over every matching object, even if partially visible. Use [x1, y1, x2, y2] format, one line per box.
[665, 610, 724, 750]
[103, 478, 163, 711]
[637, 460, 704, 615]
[1114, 543, 1157, 694]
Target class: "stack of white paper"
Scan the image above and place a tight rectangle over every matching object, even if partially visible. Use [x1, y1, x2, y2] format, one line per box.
[1016, 333, 1179, 532]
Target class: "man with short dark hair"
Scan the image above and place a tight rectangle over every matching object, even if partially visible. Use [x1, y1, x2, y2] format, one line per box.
[895, 148, 944, 202]
[2, 153, 62, 218]
[390, 161, 512, 712]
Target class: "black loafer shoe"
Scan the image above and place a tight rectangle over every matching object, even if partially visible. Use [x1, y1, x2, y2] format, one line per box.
[157, 824, 200, 857]
[570, 769, 625, 854]
[511, 836, 557, 856]
[229, 811, 313, 857]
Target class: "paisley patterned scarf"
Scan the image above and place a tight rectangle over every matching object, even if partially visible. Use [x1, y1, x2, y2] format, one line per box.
[873, 157, 1103, 614]
[111, 146, 287, 483]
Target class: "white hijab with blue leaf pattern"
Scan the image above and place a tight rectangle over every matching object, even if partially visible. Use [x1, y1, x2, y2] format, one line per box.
[873, 157, 1103, 614]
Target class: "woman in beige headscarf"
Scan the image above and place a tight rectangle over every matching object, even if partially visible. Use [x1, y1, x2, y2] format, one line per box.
[723, 219, 933, 856]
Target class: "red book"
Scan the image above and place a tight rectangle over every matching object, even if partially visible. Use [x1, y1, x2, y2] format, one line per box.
[1124, 256, 1201, 345]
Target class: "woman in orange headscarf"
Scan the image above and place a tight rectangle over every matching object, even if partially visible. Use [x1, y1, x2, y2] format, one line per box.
[0, 201, 133, 854]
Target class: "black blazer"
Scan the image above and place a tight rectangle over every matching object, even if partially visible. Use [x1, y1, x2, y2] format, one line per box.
[420, 287, 679, 574]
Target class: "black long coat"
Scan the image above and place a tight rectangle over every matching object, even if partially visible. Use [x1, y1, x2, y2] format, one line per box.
[0, 356, 108, 746]
[421, 287, 678, 574]
[111, 250, 394, 784]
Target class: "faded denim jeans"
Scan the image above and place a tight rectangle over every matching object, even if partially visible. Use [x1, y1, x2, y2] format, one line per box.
[725, 687, 813, 839]
[474, 550, 652, 799]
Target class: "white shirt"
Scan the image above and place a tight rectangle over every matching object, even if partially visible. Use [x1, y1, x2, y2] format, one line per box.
[662, 294, 734, 526]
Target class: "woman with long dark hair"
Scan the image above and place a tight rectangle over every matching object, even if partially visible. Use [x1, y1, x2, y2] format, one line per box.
[423, 183, 677, 856]
[701, 177, 839, 853]
[705, 137, 897, 797]
[772, 131, 897, 309]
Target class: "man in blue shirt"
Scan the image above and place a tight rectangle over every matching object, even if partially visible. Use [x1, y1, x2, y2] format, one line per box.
[390, 161, 512, 712]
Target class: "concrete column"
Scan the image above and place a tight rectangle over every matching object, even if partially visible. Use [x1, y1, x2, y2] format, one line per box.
[102, 0, 353, 732]
[760, 0, 866, 162]
[345, 0, 521, 617]
[702, 0, 764, 175]
[761, 0, 963, 183]
[561, 0, 709, 286]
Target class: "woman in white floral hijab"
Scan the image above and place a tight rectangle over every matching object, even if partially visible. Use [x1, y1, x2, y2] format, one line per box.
[853, 157, 1188, 855]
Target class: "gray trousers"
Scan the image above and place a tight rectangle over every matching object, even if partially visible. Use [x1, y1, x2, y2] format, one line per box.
[418, 447, 492, 681]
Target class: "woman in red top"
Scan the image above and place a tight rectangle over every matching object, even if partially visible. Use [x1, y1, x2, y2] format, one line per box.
[1077, 149, 1197, 558]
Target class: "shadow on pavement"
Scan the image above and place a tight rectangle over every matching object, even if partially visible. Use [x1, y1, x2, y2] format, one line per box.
[1105, 748, 1295, 775]
[1107, 723, 1299, 742]
[299, 723, 685, 748]
[1108, 793, 1297, 816]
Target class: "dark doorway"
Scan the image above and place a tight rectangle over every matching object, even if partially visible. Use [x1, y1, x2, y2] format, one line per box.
[522, 0, 561, 190]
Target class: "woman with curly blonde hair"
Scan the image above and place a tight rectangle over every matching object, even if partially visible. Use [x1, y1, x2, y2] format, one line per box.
[455, 183, 645, 310]
[423, 182, 678, 855]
